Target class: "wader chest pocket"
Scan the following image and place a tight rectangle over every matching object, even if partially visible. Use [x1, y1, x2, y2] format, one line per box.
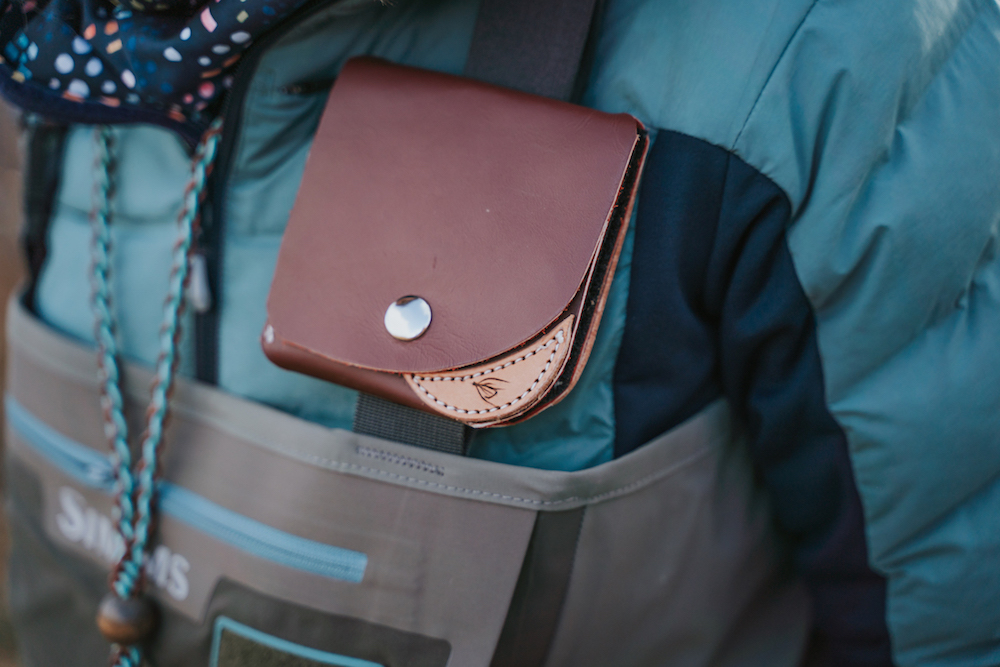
[5, 299, 807, 666]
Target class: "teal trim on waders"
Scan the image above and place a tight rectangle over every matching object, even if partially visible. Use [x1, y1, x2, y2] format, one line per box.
[210, 617, 385, 667]
[4, 395, 370, 583]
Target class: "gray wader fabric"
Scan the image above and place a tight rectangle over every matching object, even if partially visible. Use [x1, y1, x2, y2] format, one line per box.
[3, 297, 810, 666]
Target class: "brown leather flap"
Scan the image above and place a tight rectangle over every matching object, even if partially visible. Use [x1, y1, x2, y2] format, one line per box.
[266, 57, 642, 374]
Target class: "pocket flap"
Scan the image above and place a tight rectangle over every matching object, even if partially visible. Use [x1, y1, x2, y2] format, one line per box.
[264, 57, 643, 375]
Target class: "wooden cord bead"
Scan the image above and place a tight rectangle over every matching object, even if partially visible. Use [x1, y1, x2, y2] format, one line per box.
[96, 593, 159, 645]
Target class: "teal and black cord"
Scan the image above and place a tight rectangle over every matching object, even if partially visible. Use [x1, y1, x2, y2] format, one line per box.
[90, 119, 223, 666]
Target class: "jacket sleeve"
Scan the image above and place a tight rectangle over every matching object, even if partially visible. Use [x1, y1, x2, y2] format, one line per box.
[614, 130, 893, 665]
[710, 148, 893, 666]
[724, 3, 1000, 664]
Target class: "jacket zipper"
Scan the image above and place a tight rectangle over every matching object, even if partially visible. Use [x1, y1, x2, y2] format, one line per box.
[5, 396, 368, 583]
[195, 0, 344, 384]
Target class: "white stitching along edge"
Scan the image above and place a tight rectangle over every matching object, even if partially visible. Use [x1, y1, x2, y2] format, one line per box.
[410, 328, 565, 415]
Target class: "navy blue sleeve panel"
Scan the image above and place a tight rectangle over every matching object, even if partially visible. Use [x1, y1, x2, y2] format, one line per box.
[612, 133, 728, 454]
[613, 130, 893, 666]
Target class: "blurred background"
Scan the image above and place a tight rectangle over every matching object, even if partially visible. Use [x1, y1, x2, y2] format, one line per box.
[0, 98, 25, 666]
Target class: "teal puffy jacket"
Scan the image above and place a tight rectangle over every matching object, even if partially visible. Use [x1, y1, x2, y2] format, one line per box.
[6, 1, 1000, 665]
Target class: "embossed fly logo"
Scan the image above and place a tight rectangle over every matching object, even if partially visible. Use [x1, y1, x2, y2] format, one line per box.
[472, 378, 508, 406]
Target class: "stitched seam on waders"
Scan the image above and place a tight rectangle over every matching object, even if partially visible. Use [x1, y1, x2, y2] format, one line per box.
[7, 311, 722, 508]
[356, 445, 446, 476]
[286, 445, 715, 508]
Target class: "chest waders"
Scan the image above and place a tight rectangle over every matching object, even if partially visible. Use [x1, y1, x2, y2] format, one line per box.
[3, 0, 811, 665]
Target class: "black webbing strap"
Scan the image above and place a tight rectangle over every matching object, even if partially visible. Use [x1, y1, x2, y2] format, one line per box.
[464, 0, 601, 101]
[353, 0, 603, 451]
[353, 394, 470, 456]
[489, 508, 586, 667]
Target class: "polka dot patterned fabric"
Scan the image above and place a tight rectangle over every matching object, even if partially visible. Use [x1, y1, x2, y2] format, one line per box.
[0, 0, 351, 128]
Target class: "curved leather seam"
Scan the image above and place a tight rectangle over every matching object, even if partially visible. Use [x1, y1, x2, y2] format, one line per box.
[409, 328, 565, 416]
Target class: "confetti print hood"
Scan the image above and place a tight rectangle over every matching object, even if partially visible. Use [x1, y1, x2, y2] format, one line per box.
[0, 0, 378, 138]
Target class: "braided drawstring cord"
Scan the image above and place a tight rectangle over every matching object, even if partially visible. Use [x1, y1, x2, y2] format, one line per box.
[91, 126, 137, 548]
[90, 119, 223, 667]
[113, 646, 143, 667]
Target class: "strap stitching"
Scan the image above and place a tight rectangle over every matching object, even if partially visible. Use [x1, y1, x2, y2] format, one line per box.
[356, 445, 446, 476]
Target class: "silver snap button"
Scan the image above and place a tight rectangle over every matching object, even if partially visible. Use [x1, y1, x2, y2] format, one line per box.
[385, 296, 432, 341]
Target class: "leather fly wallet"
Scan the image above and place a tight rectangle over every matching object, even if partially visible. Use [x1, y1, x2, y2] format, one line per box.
[263, 56, 648, 427]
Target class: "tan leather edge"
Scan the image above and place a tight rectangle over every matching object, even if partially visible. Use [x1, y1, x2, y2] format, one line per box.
[404, 314, 575, 426]
[502, 127, 649, 427]
[264, 306, 571, 376]
[261, 327, 426, 411]
[565, 128, 650, 392]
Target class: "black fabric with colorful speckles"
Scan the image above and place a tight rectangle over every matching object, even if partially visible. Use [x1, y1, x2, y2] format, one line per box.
[0, 0, 331, 133]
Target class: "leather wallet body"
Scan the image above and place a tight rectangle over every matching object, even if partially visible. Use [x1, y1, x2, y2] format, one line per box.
[263, 57, 648, 427]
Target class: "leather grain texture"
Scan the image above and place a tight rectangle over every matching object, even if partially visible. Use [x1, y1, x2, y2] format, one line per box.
[264, 56, 645, 425]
